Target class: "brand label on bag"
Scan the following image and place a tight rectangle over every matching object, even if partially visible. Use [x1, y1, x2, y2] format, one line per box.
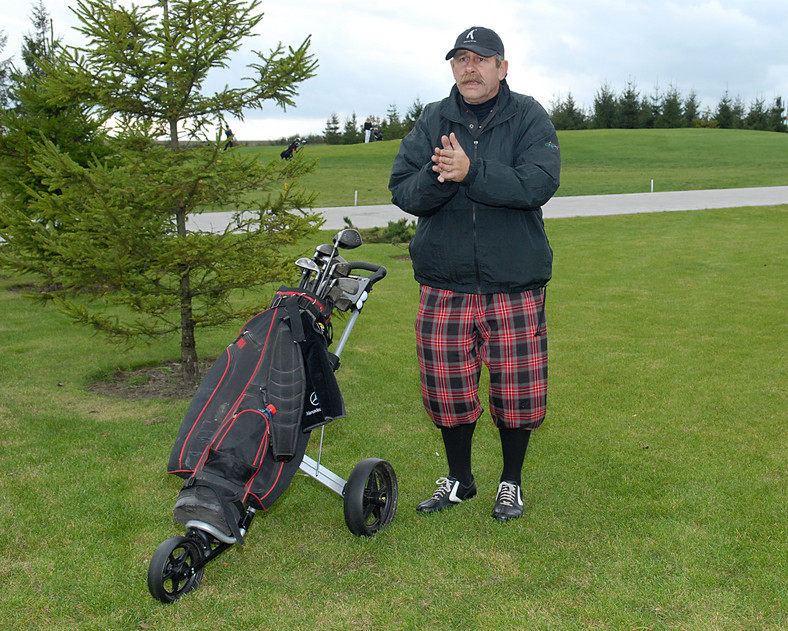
[304, 391, 322, 416]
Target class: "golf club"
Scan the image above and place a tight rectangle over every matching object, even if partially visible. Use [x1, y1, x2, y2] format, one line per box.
[313, 229, 362, 298]
[295, 257, 320, 289]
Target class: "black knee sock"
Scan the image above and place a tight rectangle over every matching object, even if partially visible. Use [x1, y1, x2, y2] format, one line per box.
[499, 428, 532, 486]
[440, 423, 476, 487]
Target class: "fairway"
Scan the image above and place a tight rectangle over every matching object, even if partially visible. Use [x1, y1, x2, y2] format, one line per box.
[240, 128, 788, 207]
[1, 201, 786, 629]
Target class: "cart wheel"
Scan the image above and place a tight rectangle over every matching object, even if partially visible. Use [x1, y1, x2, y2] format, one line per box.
[344, 458, 398, 536]
[147, 535, 204, 603]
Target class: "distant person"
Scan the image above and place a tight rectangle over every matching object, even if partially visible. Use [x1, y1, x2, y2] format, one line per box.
[223, 125, 235, 151]
[364, 118, 373, 143]
[388, 27, 561, 522]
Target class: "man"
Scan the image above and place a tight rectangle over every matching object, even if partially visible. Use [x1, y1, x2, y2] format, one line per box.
[223, 124, 234, 151]
[388, 27, 560, 522]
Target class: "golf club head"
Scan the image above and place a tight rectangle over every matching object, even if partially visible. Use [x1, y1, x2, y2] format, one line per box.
[315, 230, 359, 297]
[334, 228, 362, 250]
[295, 257, 321, 289]
[296, 256, 320, 271]
[316, 256, 352, 298]
[336, 276, 360, 294]
[295, 257, 320, 275]
[330, 256, 350, 277]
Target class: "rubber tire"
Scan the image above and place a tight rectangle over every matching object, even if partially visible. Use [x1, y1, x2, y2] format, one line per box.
[343, 458, 398, 536]
[147, 535, 205, 603]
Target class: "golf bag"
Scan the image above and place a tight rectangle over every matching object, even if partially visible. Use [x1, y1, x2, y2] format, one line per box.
[280, 138, 306, 160]
[167, 286, 345, 543]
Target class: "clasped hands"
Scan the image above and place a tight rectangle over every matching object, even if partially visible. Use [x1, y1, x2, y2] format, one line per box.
[431, 132, 470, 183]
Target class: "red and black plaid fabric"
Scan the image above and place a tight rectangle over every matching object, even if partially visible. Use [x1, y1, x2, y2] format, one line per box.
[415, 286, 548, 430]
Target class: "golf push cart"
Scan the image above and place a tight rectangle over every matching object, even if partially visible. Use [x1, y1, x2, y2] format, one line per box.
[147, 228, 398, 603]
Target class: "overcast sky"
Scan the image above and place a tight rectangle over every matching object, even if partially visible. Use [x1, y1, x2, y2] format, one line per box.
[3, 0, 787, 140]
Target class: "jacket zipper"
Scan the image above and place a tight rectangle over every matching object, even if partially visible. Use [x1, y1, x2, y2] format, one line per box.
[472, 140, 482, 292]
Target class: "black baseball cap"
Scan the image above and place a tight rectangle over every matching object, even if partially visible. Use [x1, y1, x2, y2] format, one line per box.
[445, 27, 505, 60]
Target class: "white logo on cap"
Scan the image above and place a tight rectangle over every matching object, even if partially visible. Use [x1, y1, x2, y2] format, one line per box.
[465, 29, 477, 41]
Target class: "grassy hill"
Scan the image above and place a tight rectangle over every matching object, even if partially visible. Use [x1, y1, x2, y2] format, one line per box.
[240, 128, 788, 207]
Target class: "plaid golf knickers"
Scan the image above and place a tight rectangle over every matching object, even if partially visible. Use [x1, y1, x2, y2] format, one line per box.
[415, 286, 548, 430]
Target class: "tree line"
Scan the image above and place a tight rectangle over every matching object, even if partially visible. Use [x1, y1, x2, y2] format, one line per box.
[322, 100, 425, 144]
[549, 81, 787, 132]
[311, 81, 786, 146]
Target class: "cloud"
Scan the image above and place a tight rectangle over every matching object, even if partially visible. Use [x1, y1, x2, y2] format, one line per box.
[3, 0, 786, 139]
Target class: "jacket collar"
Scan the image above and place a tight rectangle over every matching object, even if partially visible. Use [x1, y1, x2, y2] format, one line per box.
[441, 79, 514, 124]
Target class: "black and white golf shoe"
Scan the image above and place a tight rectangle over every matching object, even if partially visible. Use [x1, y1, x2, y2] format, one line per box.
[416, 476, 477, 513]
[492, 481, 523, 522]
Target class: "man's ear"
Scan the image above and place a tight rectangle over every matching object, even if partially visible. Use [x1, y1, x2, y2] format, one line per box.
[499, 59, 509, 81]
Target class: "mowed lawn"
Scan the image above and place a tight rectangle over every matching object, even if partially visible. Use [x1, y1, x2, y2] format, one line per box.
[240, 127, 788, 207]
[0, 195, 785, 628]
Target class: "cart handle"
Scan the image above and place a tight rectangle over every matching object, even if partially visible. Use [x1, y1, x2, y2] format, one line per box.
[347, 262, 387, 287]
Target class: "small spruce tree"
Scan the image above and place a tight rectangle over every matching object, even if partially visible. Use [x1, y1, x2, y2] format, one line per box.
[0, 0, 320, 383]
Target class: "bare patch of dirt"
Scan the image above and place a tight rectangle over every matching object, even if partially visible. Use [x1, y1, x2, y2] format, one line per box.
[89, 360, 214, 400]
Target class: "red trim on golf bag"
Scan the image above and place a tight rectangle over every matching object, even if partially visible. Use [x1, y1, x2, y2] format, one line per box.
[193, 405, 273, 475]
[173, 299, 282, 471]
[172, 347, 231, 471]
[167, 286, 343, 513]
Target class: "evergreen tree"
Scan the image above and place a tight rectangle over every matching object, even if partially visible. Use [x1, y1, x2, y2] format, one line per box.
[21, 1, 53, 79]
[323, 112, 341, 144]
[767, 96, 787, 132]
[402, 97, 424, 135]
[590, 83, 617, 129]
[640, 84, 662, 129]
[683, 90, 701, 127]
[549, 92, 586, 130]
[745, 97, 769, 131]
[0, 0, 320, 383]
[0, 2, 109, 219]
[341, 112, 361, 144]
[0, 30, 10, 108]
[617, 81, 640, 129]
[658, 85, 684, 128]
[381, 103, 403, 139]
[731, 95, 746, 129]
[715, 91, 735, 128]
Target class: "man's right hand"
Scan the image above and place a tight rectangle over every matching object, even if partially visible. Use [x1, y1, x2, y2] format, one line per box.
[431, 133, 470, 183]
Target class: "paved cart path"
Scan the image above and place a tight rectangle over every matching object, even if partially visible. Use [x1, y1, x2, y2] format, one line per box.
[187, 186, 788, 232]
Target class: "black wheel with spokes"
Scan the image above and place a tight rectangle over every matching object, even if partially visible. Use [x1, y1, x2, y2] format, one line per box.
[343, 458, 398, 536]
[147, 535, 205, 603]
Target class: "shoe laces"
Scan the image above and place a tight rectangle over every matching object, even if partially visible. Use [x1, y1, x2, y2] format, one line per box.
[497, 482, 519, 507]
[430, 477, 454, 499]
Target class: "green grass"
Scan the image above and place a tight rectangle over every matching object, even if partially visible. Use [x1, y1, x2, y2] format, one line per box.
[1, 204, 786, 629]
[240, 128, 788, 207]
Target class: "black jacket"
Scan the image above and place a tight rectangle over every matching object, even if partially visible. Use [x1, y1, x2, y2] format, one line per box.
[389, 80, 560, 293]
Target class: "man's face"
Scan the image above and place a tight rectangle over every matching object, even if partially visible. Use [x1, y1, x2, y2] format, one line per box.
[451, 50, 508, 104]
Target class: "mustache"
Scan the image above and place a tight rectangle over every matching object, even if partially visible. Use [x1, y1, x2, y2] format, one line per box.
[460, 73, 484, 85]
